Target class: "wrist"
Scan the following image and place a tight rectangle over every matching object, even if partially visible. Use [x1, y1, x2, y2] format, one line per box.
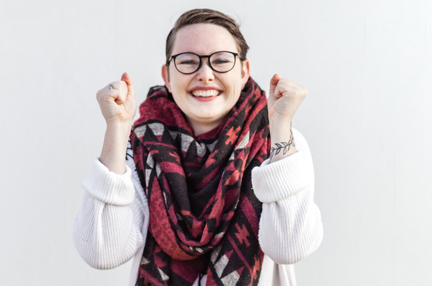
[269, 122, 297, 163]
[106, 120, 133, 137]
[269, 119, 292, 139]
[100, 125, 130, 174]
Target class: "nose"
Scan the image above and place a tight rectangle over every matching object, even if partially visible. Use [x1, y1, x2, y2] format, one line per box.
[196, 58, 215, 82]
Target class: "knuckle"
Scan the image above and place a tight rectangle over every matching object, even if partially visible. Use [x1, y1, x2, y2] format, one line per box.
[109, 81, 119, 89]
[303, 87, 308, 95]
[96, 89, 105, 101]
[278, 78, 289, 87]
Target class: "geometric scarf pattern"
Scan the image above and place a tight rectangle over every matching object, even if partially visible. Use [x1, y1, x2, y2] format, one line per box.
[130, 77, 270, 286]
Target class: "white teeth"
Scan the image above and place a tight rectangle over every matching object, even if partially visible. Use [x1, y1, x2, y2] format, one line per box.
[191, 90, 220, 97]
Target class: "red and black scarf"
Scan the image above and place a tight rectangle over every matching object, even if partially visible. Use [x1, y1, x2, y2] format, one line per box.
[130, 77, 270, 286]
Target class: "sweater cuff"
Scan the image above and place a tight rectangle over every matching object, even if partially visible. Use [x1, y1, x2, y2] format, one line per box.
[82, 158, 135, 205]
[252, 150, 310, 203]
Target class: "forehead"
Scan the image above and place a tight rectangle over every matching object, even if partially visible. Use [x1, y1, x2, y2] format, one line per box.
[172, 23, 238, 55]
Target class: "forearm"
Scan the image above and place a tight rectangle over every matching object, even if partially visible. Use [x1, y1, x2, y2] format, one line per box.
[100, 122, 132, 174]
[73, 193, 144, 269]
[73, 159, 145, 269]
[269, 121, 297, 163]
[258, 183, 323, 264]
[253, 129, 323, 264]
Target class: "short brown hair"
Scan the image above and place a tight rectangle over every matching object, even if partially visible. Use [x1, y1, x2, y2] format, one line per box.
[165, 9, 249, 65]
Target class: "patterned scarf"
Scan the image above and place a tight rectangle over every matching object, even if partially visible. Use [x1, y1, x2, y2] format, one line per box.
[130, 77, 270, 286]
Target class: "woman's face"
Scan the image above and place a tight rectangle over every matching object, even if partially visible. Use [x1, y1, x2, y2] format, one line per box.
[162, 23, 250, 135]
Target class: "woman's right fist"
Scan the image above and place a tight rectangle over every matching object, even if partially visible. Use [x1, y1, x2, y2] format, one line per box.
[96, 72, 137, 126]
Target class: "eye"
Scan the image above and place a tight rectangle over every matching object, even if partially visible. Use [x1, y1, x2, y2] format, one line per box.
[178, 60, 199, 65]
[213, 59, 230, 64]
[175, 53, 200, 66]
[211, 52, 234, 66]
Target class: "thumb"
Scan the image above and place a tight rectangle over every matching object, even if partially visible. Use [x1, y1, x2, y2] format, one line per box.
[269, 74, 280, 98]
[121, 72, 135, 95]
[121, 72, 133, 86]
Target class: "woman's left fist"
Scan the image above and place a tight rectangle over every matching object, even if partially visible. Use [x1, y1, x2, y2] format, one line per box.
[267, 74, 307, 124]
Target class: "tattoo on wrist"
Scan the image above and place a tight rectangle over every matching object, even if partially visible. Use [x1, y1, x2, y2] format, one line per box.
[270, 128, 295, 159]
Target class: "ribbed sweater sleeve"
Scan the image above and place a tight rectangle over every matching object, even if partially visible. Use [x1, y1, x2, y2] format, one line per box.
[73, 157, 146, 269]
[73, 128, 322, 284]
[252, 129, 323, 264]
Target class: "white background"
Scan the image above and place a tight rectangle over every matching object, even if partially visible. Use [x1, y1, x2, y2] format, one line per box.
[1, 0, 431, 285]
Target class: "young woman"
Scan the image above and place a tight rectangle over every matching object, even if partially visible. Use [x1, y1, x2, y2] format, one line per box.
[74, 8, 323, 286]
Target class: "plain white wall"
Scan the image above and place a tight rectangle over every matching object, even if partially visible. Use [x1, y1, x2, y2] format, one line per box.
[1, 0, 431, 285]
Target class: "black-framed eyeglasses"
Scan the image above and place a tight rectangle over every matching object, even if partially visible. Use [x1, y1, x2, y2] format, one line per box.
[167, 51, 240, 74]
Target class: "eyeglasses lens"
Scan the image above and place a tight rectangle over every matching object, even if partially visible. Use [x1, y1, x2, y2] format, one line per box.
[174, 52, 235, 74]
[175, 54, 200, 74]
[210, 52, 235, 73]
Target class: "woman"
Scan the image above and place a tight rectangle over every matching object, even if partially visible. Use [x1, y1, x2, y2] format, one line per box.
[74, 8, 323, 286]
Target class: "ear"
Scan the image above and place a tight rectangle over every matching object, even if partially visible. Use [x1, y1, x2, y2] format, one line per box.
[161, 65, 172, 92]
[240, 60, 250, 89]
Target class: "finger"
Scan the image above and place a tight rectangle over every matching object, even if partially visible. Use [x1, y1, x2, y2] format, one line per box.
[116, 80, 132, 104]
[97, 82, 117, 101]
[105, 82, 118, 91]
[269, 74, 281, 97]
[98, 81, 123, 103]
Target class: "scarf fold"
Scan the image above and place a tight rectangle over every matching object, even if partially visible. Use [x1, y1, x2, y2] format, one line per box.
[131, 77, 270, 286]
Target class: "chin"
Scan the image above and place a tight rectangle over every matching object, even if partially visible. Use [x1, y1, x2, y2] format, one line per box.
[194, 115, 223, 123]
[193, 112, 225, 123]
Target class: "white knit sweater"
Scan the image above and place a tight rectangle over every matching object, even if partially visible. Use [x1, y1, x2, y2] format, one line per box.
[73, 129, 323, 286]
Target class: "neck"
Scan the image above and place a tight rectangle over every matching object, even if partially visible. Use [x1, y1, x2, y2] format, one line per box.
[189, 119, 223, 136]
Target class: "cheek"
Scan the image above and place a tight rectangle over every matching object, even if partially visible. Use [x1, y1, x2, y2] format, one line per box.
[227, 84, 241, 107]
[231, 76, 243, 101]
[171, 71, 192, 89]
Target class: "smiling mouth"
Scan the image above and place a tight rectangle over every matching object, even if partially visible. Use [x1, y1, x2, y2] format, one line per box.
[191, 90, 221, 97]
